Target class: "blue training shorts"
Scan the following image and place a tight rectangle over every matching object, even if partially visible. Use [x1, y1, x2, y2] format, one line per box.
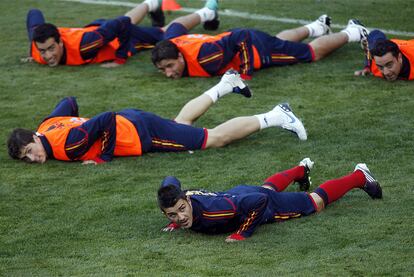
[248, 29, 314, 67]
[119, 110, 207, 153]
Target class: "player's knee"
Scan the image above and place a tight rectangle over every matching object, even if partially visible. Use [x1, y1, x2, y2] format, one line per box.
[310, 192, 325, 212]
[205, 130, 230, 148]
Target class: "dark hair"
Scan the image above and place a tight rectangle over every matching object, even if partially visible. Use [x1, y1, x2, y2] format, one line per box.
[32, 23, 60, 44]
[151, 40, 180, 65]
[158, 184, 186, 209]
[371, 40, 400, 58]
[7, 128, 35, 160]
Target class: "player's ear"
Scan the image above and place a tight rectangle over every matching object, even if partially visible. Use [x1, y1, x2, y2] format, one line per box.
[186, 196, 192, 207]
[397, 52, 403, 63]
[178, 52, 184, 61]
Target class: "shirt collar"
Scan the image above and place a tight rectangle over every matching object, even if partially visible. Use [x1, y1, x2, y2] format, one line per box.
[398, 53, 410, 79]
[60, 46, 67, 65]
[38, 135, 54, 160]
[182, 60, 189, 77]
[190, 197, 201, 227]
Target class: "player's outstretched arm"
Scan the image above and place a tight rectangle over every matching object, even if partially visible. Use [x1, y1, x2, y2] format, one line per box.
[224, 193, 268, 242]
[354, 66, 372, 76]
[161, 222, 181, 232]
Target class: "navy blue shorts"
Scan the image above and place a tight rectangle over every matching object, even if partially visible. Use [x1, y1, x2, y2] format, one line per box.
[119, 109, 207, 153]
[248, 29, 314, 67]
[226, 185, 316, 222]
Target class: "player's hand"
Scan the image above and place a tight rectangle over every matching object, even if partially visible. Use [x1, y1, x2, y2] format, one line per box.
[354, 67, 372, 76]
[225, 237, 240, 243]
[82, 160, 98, 165]
[100, 61, 122, 68]
[161, 222, 180, 232]
[21, 57, 34, 63]
[225, 233, 245, 242]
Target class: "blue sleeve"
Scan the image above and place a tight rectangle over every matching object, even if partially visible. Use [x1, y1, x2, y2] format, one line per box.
[65, 112, 117, 162]
[234, 193, 268, 238]
[26, 9, 45, 41]
[367, 29, 387, 50]
[228, 29, 254, 77]
[198, 42, 225, 76]
[365, 30, 388, 67]
[80, 16, 132, 61]
[199, 29, 254, 77]
[43, 97, 79, 121]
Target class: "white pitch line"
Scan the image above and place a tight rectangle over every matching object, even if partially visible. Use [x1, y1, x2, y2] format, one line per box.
[62, 0, 414, 37]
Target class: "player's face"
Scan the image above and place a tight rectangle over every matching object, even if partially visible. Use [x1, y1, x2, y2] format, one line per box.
[19, 135, 47, 164]
[163, 197, 193, 228]
[35, 37, 64, 67]
[374, 52, 403, 81]
[156, 54, 185, 79]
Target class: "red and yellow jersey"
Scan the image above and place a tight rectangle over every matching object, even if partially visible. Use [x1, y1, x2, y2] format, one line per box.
[31, 26, 120, 65]
[370, 39, 414, 80]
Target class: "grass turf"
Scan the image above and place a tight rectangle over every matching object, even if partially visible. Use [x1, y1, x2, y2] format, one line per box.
[1, 0, 413, 275]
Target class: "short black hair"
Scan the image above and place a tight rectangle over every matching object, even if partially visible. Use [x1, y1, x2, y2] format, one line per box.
[157, 184, 186, 210]
[7, 128, 35, 160]
[32, 23, 60, 44]
[371, 40, 400, 58]
[151, 40, 180, 65]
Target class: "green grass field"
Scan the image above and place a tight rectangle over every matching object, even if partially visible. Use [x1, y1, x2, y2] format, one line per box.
[1, 0, 413, 275]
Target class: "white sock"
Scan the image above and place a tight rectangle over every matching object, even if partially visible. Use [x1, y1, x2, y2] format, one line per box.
[305, 21, 325, 38]
[254, 109, 286, 130]
[341, 28, 360, 42]
[144, 0, 160, 12]
[204, 82, 233, 103]
[196, 7, 216, 23]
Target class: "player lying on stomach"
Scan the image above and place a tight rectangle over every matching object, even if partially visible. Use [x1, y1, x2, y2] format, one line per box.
[25, 0, 219, 67]
[355, 30, 414, 81]
[158, 158, 382, 242]
[7, 70, 307, 165]
[152, 15, 368, 79]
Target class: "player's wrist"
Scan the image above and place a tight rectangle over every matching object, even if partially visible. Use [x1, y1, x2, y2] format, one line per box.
[114, 57, 127, 65]
[227, 233, 246, 241]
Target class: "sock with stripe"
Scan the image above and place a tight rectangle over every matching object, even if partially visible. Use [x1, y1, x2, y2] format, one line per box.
[313, 170, 366, 206]
[262, 166, 305, 192]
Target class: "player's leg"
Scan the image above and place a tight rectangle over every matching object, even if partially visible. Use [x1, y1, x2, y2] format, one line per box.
[125, 0, 160, 25]
[161, 0, 219, 33]
[140, 112, 207, 153]
[276, 15, 331, 42]
[310, 163, 382, 212]
[205, 102, 307, 148]
[262, 158, 314, 192]
[175, 70, 251, 126]
[310, 19, 368, 61]
[204, 116, 261, 148]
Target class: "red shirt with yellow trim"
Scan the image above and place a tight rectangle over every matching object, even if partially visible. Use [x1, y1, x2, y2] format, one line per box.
[184, 188, 268, 238]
